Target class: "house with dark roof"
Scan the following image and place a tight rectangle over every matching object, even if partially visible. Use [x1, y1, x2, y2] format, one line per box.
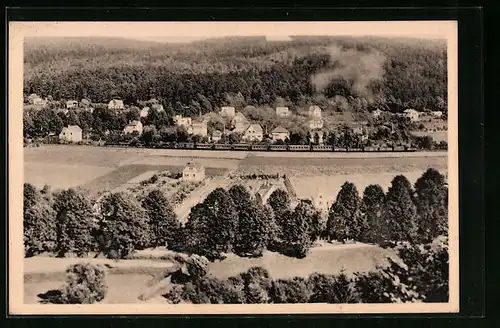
[271, 126, 290, 141]
[182, 162, 205, 182]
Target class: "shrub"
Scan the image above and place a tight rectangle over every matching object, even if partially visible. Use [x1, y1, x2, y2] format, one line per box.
[268, 277, 313, 303]
[186, 254, 209, 279]
[308, 272, 359, 303]
[60, 263, 107, 304]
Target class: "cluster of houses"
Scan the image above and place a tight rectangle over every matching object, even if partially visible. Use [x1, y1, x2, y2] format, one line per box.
[27, 92, 445, 143]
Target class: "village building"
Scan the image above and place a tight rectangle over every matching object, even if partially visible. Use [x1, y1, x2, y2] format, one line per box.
[243, 124, 264, 142]
[211, 130, 223, 142]
[151, 104, 164, 112]
[276, 106, 290, 118]
[372, 109, 383, 118]
[308, 105, 322, 118]
[192, 121, 208, 137]
[59, 125, 82, 143]
[28, 93, 39, 104]
[173, 115, 193, 128]
[231, 112, 251, 132]
[33, 97, 47, 108]
[182, 162, 205, 182]
[271, 126, 290, 142]
[432, 111, 444, 118]
[309, 118, 324, 130]
[220, 106, 236, 118]
[140, 107, 150, 118]
[66, 100, 78, 109]
[255, 182, 278, 205]
[123, 120, 143, 135]
[80, 99, 91, 107]
[85, 107, 95, 114]
[403, 108, 420, 122]
[108, 99, 125, 110]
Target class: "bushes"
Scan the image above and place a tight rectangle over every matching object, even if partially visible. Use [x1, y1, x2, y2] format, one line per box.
[59, 263, 107, 304]
[269, 277, 312, 303]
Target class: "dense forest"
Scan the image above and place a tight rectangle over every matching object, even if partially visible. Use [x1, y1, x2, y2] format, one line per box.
[24, 36, 447, 116]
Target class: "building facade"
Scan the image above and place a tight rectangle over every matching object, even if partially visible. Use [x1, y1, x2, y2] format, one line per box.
[59, 125, 83, 143]
[192, 121, 208, 137]
[108, 99, 125, 110]
[182, 162, 205, 182]
[276, 106, 290, 117]
[308, 105, 322, 118]
[243, 124, 264, 142]
[271, 126, 290, 141]
[403, 109, 420, 122]
[66, 100, 78, 109]
[220, 106, 236, 118]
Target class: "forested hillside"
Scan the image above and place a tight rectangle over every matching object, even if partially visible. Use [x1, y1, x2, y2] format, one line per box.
[24, 36, 447, 115]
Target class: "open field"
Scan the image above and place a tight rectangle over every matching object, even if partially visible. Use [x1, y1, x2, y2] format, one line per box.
[290, 170, 440, 202]
[209, 243, 397, 280]
[24, 243, 396, 304]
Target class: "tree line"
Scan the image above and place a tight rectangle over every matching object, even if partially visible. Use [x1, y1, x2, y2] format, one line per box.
[24, 168, 447, 261]
[24, 36, 447, 114]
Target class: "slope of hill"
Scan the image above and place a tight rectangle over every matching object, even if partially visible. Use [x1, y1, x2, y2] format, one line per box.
[23, 35, 447, 114]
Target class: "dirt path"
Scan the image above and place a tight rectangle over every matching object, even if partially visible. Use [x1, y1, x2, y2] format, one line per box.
[175, 169, 237, 223]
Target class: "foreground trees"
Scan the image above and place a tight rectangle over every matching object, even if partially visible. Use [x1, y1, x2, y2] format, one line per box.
[53, 188, 96, 257]
[97, 191, 150, 258]
[142, 189, 180, 248]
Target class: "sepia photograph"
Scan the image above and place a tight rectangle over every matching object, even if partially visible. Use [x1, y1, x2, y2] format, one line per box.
[9, 20, 458, 315]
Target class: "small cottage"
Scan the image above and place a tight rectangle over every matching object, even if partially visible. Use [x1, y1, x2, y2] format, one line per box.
[243, 124, 264, 142]
[271, 126, 290, 142]
[80, 99, 91, 107]
[432, 111, 443, 118]
[140, 107, 150, 118]
[66, 100, 78, 109]
[59, 125, 82, 143]
[182, 162, 205, 182]
[173, 115, 192, 129]
[151, 104, 164, 112]
[403, 109, 420, 122]
[108, 99, 125, 110]
[276, 106, 290, 118]
[123, 120, 143, 135]
[220, 106, 236, 118]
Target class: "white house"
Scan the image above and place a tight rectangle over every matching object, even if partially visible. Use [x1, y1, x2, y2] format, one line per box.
[123, 120, 143, 135]
[271, 126, 290, 142]
[403, 109, 420, 122]
[212, 130, 222, 142]
[33, 97, 47, 108]
[151, 104, 164, 112]
[243, 124, 264, 142]
[311, 193, 333, 213]
[432, 111, 443, 118]
[192, 121, 208, 137]
[309, 119, 324, 130]
[276, 106, 290, 117]
[80, 99, 91, 107]
[66, 100, 78, 109]
[220, 106, 236, 118]
[173, 115, 192, 129]
[59, 125, 82, 143]
[182, 162, 205, 182]
[308, 105, 322, 118]
[108, 99, 125, 110]
[140, 107, 150, 118]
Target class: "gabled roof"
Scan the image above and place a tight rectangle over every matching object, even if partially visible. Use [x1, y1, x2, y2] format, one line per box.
[233, 122, 251, 133]
[62, 125, 82, 132]
[246, 124, 263, 134]
[271, 126, 289, 134]
[232, 112, 249, 123]
[183, 162, 204, 171]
